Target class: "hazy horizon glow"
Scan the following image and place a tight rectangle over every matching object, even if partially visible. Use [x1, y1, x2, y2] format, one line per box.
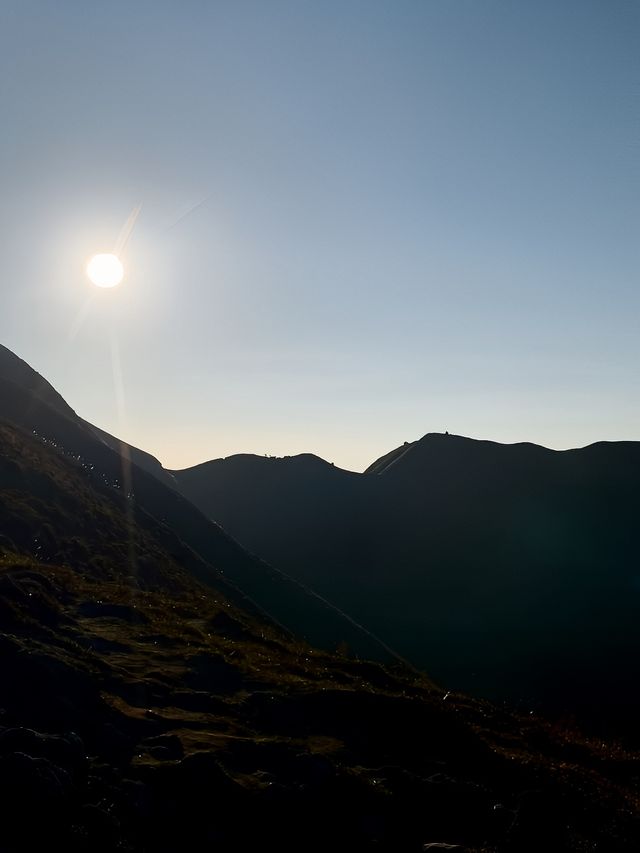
[1, 1, 638, 472]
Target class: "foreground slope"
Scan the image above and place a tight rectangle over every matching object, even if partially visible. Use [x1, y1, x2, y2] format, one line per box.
[0, 420, 638, 852]
[174, 433, 640, 726]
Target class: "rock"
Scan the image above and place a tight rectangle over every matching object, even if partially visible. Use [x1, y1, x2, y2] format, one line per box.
[140, 733, 184, 760]
[148, 745, 172, 760]
[178, 751, 241, 796]
[0, 727, 87, 779]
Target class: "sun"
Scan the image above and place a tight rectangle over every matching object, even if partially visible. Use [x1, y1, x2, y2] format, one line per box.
[86, 253, 124, 288]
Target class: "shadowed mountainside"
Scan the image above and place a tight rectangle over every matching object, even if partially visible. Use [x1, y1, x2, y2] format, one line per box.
[0, 416, 639, 851]
[173, 434, 640, 729]
[0, 345, 395, 661]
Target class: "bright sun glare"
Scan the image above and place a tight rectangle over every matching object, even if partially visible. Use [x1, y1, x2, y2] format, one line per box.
[87, 253, 124, 288]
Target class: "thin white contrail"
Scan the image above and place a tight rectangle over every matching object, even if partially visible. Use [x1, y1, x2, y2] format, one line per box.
[163, 195, 211, 232]
[114, 202, 143, 256]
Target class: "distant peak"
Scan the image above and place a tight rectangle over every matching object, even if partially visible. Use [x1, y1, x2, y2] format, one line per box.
[175, 451, 340, 476]
[417, 431, 477, 443]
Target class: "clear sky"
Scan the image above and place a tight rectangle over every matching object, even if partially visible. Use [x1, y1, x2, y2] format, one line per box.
[1, 1, 638, 471]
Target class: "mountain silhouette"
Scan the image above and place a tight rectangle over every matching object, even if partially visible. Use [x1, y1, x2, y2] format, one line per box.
[173, 433, 640, 729]
[0, 343, 76, 418]
[0, 344, 396, 661]
[1, 343, 639, 850]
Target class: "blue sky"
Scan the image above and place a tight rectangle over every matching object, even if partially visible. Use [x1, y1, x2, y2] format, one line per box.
[1, 0, 637, 470]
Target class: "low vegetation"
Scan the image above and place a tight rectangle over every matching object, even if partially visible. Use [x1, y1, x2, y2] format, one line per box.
[0, 419, 639, 851]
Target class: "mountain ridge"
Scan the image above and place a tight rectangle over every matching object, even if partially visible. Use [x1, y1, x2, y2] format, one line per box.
[3, 342, 638, 727]
[1, 343, 639, 850]
[0, 344, 398, 662]
[172, 427, 640, 728]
